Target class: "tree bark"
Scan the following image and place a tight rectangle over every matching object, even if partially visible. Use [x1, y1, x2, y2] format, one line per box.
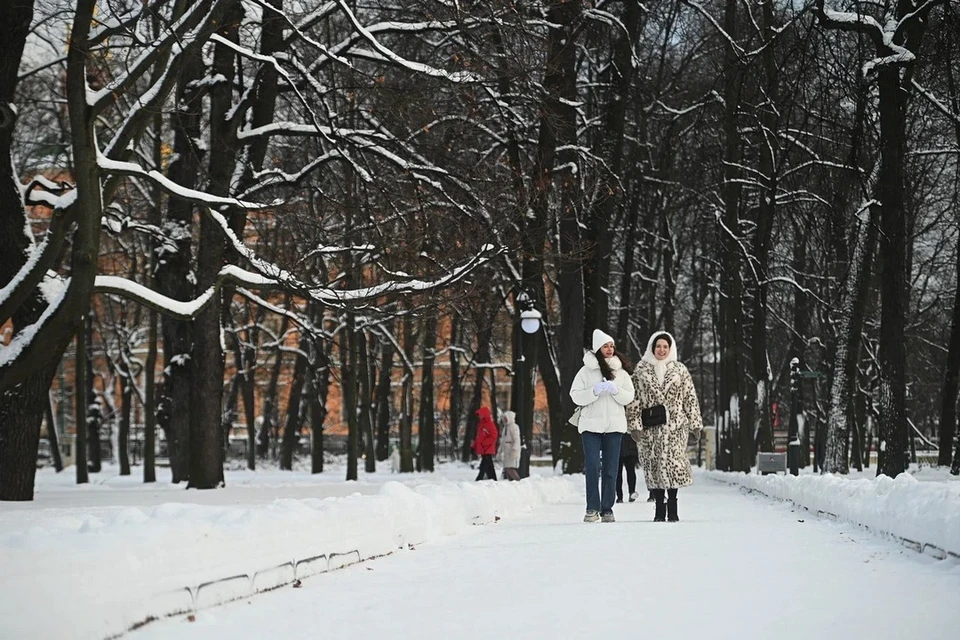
[825, 203, 880, 473]
[374, 326, 395, 462]
[155, 0, 206, 483]
[257, 312, 289, 459]
[447, 317, 461, 461]
[343, 319, 359, 480]
[418, 314, 438, 472]
[938, 31, 960, 468]
[719, 0, 746, 471]
[790, 219, 810, 467]
[144, 306, 158, 482]
[280, 340, 309, 470]
[751, 0, 779, 456]
[874, 64, 909, 479]
[0, 0, 46, 501]
[74, 328, 89, 484]
[310, 338, 331, 474]
[399, 314, 416, 472]
[44, 396, 64, 472]
[188, 0, 243, 489]
[358, 329, 376, 473]
[84, 314, 103, 473]
[536, 0, 585, 474]
[583, 0, 642, 333]
[118, 366, 132, 476]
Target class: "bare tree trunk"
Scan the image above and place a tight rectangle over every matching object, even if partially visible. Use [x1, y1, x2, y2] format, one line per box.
[75, 329, 89, 484]
[537, 0, 585, 475]
[358, 330, 376, 473]
[44, 396, 64, 472]
[155, 2, 204, 483]
[280, 340, 309, 470]
[938, 34, 960, 468]
[310, 339, 331, 474]
[257, 314, 289, 459]
[0, 0, 45, 503]
[221, 374, 239, 458]
[343, 319, 359, 480]
[118, 369, 132, 476]
[447, 317, 461, 461]
[188, 0, 243, 489]
[751, 0, 779, 456]
[418, 315, 438, 472]
[583, 0, 642, 332]
[84, 314, 103, 473]
[144, 307, 158, 482]
[616, 200, 640, 349]
[0, 365, 55, 499]
[952, 430, 960, 475]
[399, 315, 416, 472]
[874, 64, 910, 479]
[374, 327, 395, 462]
[825, 203, 880, 473]
[719, 0, 746, 471]
[142, 104, 162, 484]
[790, 220, 810, 468]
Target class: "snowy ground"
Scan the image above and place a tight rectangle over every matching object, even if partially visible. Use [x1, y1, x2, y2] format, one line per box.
[1, 462, 959, 639]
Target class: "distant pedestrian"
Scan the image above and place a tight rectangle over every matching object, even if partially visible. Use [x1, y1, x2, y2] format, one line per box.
[616, 431, 639, 503]
[570, 329, 635, 523]
[389, 444, 401, 473]
[627, 331, 703, 522]
[473, 406, 498, 481]
[499, 410, 522, 481]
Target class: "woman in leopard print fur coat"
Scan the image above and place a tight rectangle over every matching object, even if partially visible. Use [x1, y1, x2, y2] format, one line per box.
[626, 331, 703, 522]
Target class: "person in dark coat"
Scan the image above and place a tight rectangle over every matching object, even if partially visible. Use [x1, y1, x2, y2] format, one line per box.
[616, 431, 639, 503]
[473, 406, 499, 481]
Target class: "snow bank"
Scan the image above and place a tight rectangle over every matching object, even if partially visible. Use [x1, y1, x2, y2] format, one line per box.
[0, 474, 580, 640]
[705, 470, 960, 559]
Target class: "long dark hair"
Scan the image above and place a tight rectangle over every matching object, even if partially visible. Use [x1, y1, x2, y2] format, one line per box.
[596, 347, 633, 380]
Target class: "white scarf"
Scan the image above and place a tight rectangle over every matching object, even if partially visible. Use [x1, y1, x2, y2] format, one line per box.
[642, 331, 678, 386]
[653, 359, 668, 385]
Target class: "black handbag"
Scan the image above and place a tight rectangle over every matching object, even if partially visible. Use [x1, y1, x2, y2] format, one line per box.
[641, 404, 667, 428]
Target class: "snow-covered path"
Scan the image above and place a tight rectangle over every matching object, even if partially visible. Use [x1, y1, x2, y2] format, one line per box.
[131, 478, 960, 640]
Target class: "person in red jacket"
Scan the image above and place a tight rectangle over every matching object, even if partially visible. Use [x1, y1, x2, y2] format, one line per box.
[473, 406, 499, 481]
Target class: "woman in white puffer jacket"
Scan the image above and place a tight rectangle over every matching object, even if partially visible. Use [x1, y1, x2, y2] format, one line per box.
[569, 329, 635, 523]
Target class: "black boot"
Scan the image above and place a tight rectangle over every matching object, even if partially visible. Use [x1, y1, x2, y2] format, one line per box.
[653, 489, 666, 522]
[667, 488, 679, 522]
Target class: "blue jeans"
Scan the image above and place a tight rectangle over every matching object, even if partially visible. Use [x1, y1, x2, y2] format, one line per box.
[581, 431, 622, 513]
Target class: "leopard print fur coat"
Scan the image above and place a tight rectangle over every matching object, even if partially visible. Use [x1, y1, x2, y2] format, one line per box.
[626, 356, 703, 489]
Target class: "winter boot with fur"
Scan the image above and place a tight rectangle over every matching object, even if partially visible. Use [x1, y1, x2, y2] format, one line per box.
[653, 489, 666, 522]
[667, 488, 679, 522]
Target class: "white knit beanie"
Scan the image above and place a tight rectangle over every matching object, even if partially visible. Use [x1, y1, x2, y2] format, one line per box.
[592, 329, 615, 352]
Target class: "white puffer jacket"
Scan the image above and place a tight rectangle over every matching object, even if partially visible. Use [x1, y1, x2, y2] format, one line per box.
[570, 351, 636, 434]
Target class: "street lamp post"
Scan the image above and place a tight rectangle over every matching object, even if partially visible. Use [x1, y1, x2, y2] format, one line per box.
[515, 290, 541, 478]
[788, 357, 801, 476]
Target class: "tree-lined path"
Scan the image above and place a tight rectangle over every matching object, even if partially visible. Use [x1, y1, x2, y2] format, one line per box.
[132, 478, 960, 640]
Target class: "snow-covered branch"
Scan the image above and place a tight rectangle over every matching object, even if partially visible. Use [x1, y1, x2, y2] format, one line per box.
[911, 79, 960, 128]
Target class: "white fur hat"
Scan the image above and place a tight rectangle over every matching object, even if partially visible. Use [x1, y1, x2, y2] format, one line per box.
[592, 329, 615, 352]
